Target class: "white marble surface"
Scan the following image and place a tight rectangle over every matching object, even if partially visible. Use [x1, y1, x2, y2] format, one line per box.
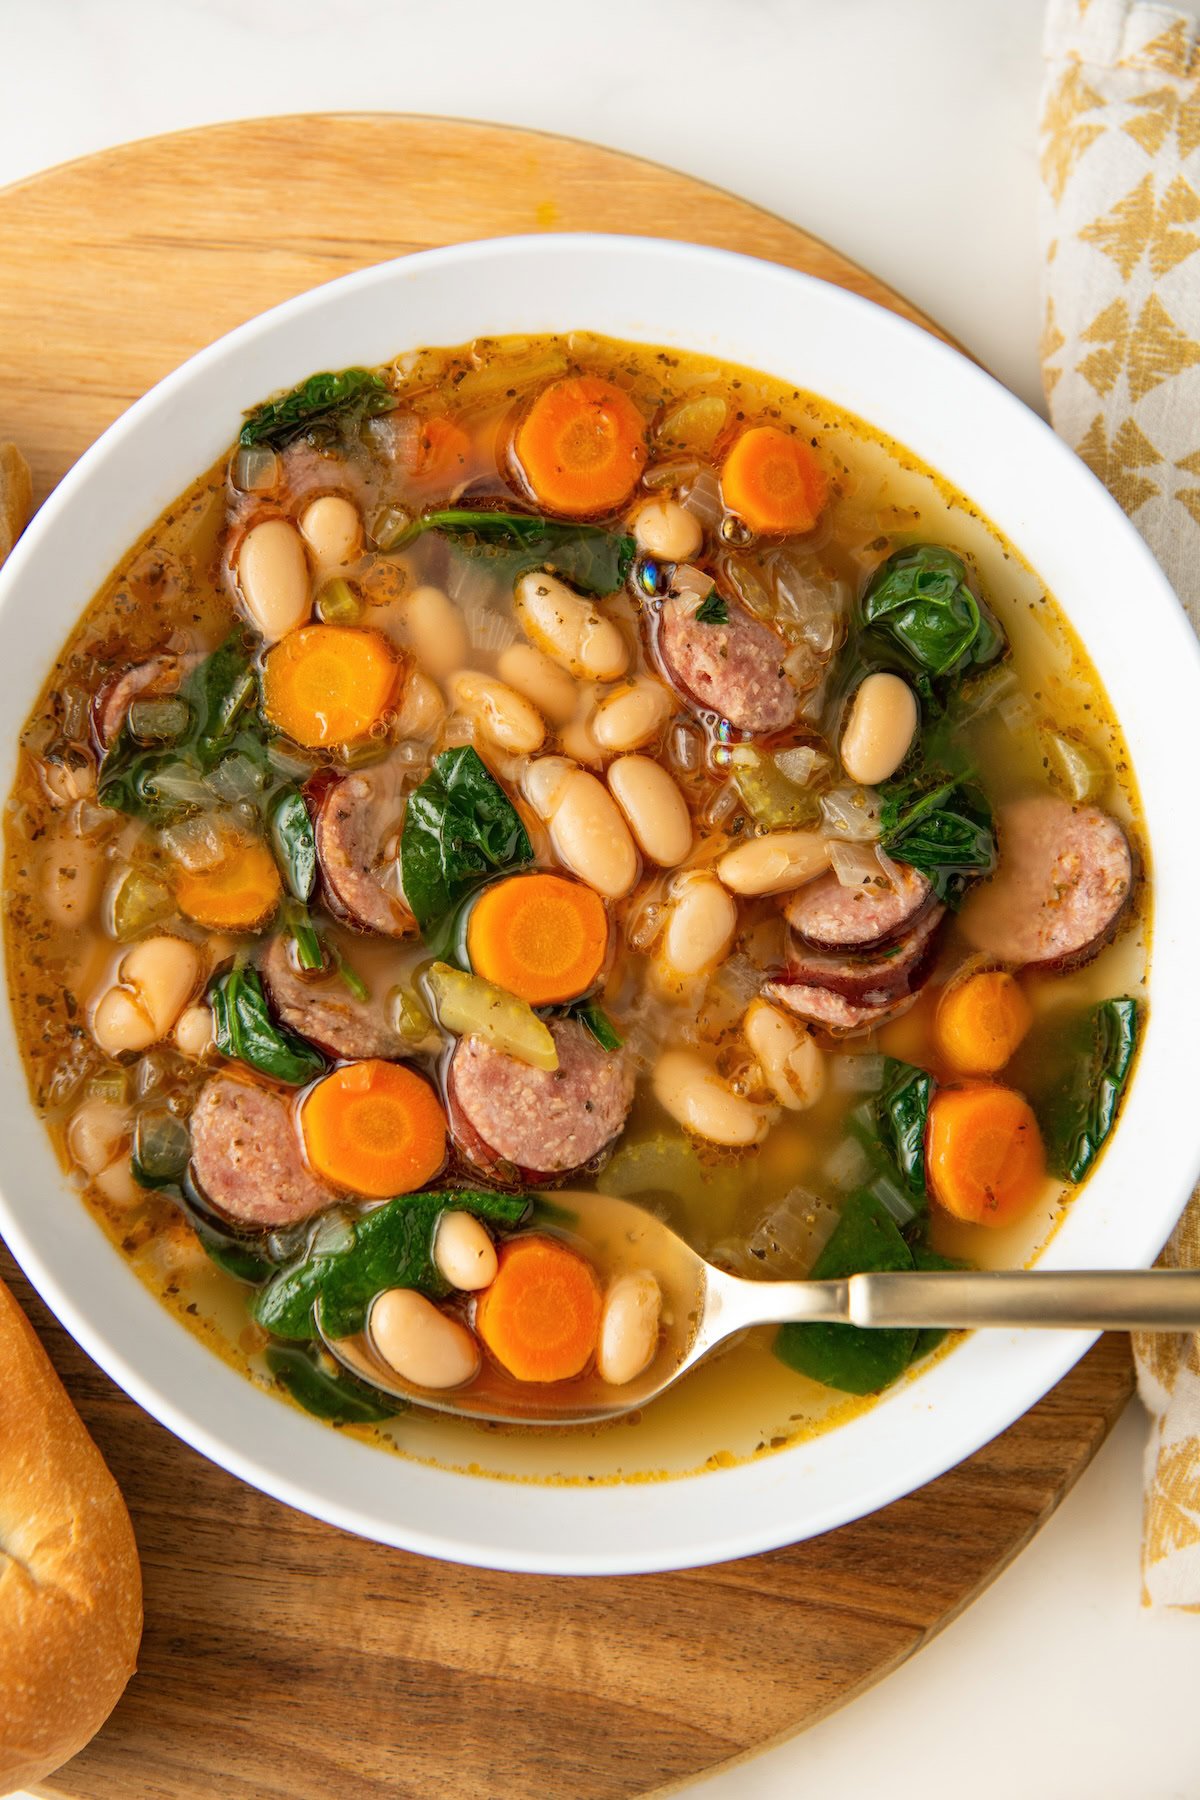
[2, 2, 1199, 1796]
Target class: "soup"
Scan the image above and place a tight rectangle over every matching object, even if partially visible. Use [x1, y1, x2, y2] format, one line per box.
[4, 332, 1147, 1466]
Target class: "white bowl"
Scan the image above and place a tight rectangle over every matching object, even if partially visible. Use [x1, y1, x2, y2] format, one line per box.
[1, 235, 1197, 1574]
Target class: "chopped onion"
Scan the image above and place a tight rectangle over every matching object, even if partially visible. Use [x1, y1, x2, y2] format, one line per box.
[999, 691, 1037, 733]
[60, 685, 90, 742]
[957, 662, 1018, 723]
[465, 603, 515, 654]
[724, 558, 772, 620]
[671, 562, 715, 603]
[831, 1053, 886, 1093]
[822, 1136, 871, 1192]
[733, 1186, 841, 1278]
[870, 1170, 918, 1226]
[445, 552, 500, 610]
[667, 721, 704, 774]
[680, 467, 723, 530]
[310, 1210, 357, 1259]
[145, 763, 214, 810]
[821, 785, 882, 842]
[161, 813, 231, 872]
[231, 445, 280, 494]
[642, 456, 700, 493]
[704, 782, 740, 827]
[774, 745, 826, 786]
[625, 896, 666, 955]
[829, 839, 886, 888]
[206, 754, 266, 804]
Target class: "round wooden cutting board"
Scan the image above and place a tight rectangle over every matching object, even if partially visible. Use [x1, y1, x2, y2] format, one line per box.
[0, 116, 1134, 1800]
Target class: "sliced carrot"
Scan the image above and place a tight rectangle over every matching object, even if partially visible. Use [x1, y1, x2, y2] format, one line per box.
[175, 838, 281, 931]
[511, 375, 646, 516]
[926, 1083, 1046, 1228]
[414, 415, 472, 482]
[466, 873, 608, 1006]
[721, 425, 828, 534]
[301, 1059, 447, 1198]
[934, 970, 1032, 1076]
[474, 1235, 602, 1383]
[262, 624, 401, 747]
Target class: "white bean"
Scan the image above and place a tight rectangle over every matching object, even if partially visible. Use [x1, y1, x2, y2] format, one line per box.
[92, 987, 157, 1055]
[433, 1211, 499, 1291]
[497, 642, 578, 725]
[92, 1159, 143, 1208]
[840, 672, 918, 786]
[597, 1271, 662, 1386]
[743, 998, 825, 1111]
[632, 498, 703, 563]
[370, 1288, 481, 1389]
[653, 1049, 771, 1147]
[403, 585, 469, 679]
[592, 677, 674, 752]
[237, 518, 311, 642]
[121, 936, 203, 1035]
[607, 756, 693, 867]
[299, 494, 362, 567]
[175, 1002, 215, 1059]
[717, 830, 830, 897]
[394, 669, 446, 739]
[523, 761, 638, 898]
[450, 671, 545, 754]
[659, 870, 737, 979]
[559, 693, 605, 767]
[67, 1097, 131, 1177]
[514, 570, 629, 681]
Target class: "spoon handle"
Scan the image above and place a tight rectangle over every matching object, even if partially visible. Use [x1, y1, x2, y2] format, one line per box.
[844, 1268, 1200, 1331]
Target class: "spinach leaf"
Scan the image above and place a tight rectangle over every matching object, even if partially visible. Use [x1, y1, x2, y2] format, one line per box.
[694, 592, 728, 625]
[878, 768, 996, 905]
[254, 1189, 530, 1341]
[861, 544, 1006, 683]
[575, 1003, 623, 1052]
[1043, 997, 1140, 1183]
[97, 634, 263, 822]
[265, 1344, 405, 1424]
[774, 1190, 918, 1395]
[208, 964, 328, 1085]
[875, 1057, 934, 1206]
[269, 786, 317, 901]
[239, 368, 396, 451]
[393, 508, 635, 597]
[400, 746, 533, 935]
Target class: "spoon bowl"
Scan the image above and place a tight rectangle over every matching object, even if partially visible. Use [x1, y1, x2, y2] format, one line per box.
[320, 1188, 1200, 1426]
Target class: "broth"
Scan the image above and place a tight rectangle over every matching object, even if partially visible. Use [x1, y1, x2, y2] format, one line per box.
[3, 332, 1148, 1480]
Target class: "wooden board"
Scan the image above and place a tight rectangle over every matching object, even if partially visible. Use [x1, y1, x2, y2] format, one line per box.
[0, 116, 1134, 1800]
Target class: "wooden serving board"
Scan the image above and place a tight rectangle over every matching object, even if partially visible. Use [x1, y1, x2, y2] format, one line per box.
[0, 116, 1134, 1800]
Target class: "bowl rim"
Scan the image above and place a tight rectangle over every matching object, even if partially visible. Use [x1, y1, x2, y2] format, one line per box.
[1, 231, 1198, 1575]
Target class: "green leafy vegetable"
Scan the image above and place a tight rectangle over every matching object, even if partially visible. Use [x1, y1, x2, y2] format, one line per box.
[775, 1190, 918, 1395]
[335, 951, 370, 1002]
[1044, 997, 1140, 1183]
[239, 368, 396, 451]
[254, 1189, 531, 1341]
[392, 508, 635, 597]
[878, 769, 996, 905]
[208, 964, 328, 1085]
[281, 900, 323, 972]
[265, 1344, 405, 1424]
[269, 786, 317, 901]
[575, 1004, 623, 1052]
[97, 634, 263, 822]
[874, 1057, 934, 1206]
[694, 591, 728, 626]
[400, 746, 533, 936]
[860, 544, 1006, 683]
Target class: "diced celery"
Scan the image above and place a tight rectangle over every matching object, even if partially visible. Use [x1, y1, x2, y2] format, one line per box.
[730, 745, 819, 828]
[1041, 729, 1108, 803]
[426, 962, 557, 1070]
[110, 867, 173, 940]
[316, 578, 363, 625]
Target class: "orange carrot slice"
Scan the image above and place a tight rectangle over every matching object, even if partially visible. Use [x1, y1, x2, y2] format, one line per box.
[511, 375, 646, 516]
[262, 624, 401, 747]
[175, 838, 281, 931]
[721, 425, 828, 534]
[301, 1059, 447, 1198]
[926, 1083, 1046, 1228]
[474, 1235, 602, 1382]
[466, 873, 608, 1006]
[934, 970, 1032, 1077]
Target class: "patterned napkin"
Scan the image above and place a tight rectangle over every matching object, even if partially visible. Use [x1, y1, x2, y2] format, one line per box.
[1040, 0, 1200, 1606]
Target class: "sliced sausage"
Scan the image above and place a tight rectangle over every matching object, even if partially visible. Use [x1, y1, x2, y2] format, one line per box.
[784, 863, 932, 950]
[763, 981, 918, 1037]
[960, 796, 1132, 970]
[190, 1072, 337, 1226]
[657, 590, 798, 735]
[314, 761, 415, 939]
[93, 650, 202, 748]
[259, 935, 408, 1062]
[784, 903, 945, 1004]
[447, 1017, 634, 1183]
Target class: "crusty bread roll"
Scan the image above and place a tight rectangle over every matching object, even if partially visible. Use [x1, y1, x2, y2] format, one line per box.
[0, 441, 31, 566]
[0, 1277, 142, 1792]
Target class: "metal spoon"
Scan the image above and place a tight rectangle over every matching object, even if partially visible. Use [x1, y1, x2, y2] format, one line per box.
[320, 1190, 1200, 1426]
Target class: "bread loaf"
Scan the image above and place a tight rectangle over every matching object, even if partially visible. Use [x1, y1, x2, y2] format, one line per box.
[0, 1277, 142, 1791]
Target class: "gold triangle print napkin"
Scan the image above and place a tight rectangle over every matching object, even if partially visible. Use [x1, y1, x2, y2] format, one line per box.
[1040, 0, 1200, 1607]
